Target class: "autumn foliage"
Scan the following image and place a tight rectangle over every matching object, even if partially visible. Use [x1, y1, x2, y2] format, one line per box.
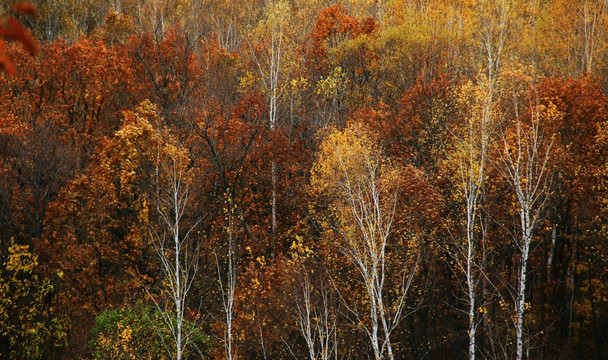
[2, 1, 608, 360]
[0, 3, 37, 74]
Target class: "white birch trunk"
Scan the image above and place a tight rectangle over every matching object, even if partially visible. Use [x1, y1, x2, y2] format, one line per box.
[294, 272, 338, 360]
[450, 70, 494, 360]
[499, 103, 553, 360]
[336, 150, 414, 360]
[215, 195, 237, 360]
[250, 0, 292, 255]
[149, 146, 202, 360]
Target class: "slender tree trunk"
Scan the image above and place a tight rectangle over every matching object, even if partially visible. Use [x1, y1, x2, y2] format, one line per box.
[149, 143, 201, 360]
[467, 237, 477, 360]
[271, 153, 277, 255]
[466, 175, 481, 360]
[500, 103, 553, 360]
[293, 270, 338, 360]
[454, 77, 492, 360]
[248, 1, 293, 257]
[173, 184, 183, 360]
[226, 207, 236, 360]
[341, 152, 403, 360]
[465, 1, 507, 355]
[216, 194, 237, 360]
[515, 213, 532, 360]
[269, 4, 281, 257]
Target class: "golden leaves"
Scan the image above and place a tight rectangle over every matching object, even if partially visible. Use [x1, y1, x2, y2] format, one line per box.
[311, 121, 378, 195]
[0, 240, 65, 359]
[316, 66, 349, 98]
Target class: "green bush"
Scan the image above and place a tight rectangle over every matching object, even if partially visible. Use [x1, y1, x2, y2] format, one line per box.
[89, 302, 209, 359]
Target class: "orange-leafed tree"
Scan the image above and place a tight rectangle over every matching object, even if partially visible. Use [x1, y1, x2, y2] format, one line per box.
[127, 23, 204, 133]
[534, 76, 608, 359]
[40, 101, 162, 358]
[303, 4, 378, 125]
[0, 36, 140, 254]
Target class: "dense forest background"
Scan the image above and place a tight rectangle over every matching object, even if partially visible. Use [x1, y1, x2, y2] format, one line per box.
[1, 0, 608, 359]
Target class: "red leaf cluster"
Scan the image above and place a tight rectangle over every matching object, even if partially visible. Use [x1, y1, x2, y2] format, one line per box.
[0, 3, 37, 74]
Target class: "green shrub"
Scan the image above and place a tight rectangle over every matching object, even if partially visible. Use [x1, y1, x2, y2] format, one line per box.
[89, 302, 209, 359]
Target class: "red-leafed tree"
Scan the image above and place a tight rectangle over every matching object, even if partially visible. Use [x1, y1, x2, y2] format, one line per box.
[0, 3, 37, 74]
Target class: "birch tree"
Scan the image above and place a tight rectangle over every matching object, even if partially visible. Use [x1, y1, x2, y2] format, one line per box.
[287, 238, 338, 360]
[444, 0, 509, 354]
[476, 0, 509, 82]
[293, 273, 337, 360]
[247, 0, 296, 254]
[311, 123, 417, 360]
[445, 78, 495, 360]
[559, 0, 608, 75]
[498, 96, 556, 360]
[149, 132, 204, 360]
[215, 192, 238, 360]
